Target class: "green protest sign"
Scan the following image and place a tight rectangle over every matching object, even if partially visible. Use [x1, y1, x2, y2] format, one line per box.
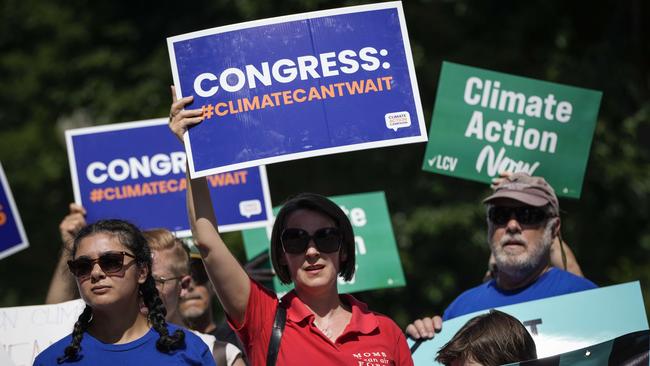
[422, 62, 602, 198]
[241, 191, 406, 294]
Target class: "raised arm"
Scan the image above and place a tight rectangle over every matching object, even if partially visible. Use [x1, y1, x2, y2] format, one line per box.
[169, 86, 250, 325]
[45, 203, 86, 303]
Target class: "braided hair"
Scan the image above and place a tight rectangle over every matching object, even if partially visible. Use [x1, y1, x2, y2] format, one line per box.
[58, 219, 184, 363]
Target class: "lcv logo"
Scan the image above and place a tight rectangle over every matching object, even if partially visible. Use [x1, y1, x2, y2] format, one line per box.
[427, 155, 458, 172]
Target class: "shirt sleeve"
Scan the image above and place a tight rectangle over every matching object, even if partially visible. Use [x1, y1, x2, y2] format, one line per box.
[227, 278, 278, 355]
[395, 328, 415, 366]
[225, 343, 243, 366]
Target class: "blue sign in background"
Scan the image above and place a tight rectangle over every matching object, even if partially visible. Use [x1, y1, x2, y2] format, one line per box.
[0, 163, 28, 259]
[66, 119, 272, 235]
[169, 3, 426, 176]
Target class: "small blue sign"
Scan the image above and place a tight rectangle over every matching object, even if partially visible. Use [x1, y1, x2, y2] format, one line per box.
[66, 119, 273, 235]
[0, 162, 29, 259]
[167, 1, 427, 177]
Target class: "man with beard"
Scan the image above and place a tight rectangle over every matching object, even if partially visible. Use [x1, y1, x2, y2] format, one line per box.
[180, 249, 248, 359]
[406, 173, 596, 339]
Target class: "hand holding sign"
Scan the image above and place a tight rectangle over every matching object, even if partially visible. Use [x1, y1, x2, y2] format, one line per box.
[169, 85, 203, 143]
[59, 203, 86, 248]
[405, 315, 443, 341]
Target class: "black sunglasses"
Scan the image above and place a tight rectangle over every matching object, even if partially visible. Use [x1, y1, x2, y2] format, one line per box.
[67, 251, 136, 278]
[280, 227, 342, 254]
[488, 206, 549, 226]
[189, 259, 209, 285]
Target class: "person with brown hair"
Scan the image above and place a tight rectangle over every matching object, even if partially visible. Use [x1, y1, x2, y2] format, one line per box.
[145, 229, 246, 366]
[435, 310, 537, 366]
[168, 88, 413, 366]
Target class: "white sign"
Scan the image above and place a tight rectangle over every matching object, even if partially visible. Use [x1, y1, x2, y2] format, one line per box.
[0, 299, 84, 366]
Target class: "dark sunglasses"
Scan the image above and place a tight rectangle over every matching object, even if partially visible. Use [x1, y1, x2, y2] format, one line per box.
[67, 251, 136, 278]
[280, 227, 342, 254]
[189, 259, 209, 285]
[488, 206, 549, 226]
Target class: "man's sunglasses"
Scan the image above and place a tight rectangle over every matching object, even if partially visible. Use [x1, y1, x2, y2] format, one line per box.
[67, 251, 136, 278]
[280, 227, 342, 254]
[189, 259, 209, 285]
[488, 206, 549, 226]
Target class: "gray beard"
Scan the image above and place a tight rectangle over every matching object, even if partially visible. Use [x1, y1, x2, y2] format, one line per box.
[179, 305, 207, 320]
[492, 222, 553, 282]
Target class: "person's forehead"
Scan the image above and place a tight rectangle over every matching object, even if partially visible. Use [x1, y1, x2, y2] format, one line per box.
[151, 248, 178, 274]
[76, 233, 127, 258]
[285, 208, 336, 230]
[487, 197, 532, 208]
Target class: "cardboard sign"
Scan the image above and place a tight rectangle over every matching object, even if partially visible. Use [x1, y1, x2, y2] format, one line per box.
[508, 330, 649, 366]
[242, 191, 406, 294]
[422, 62, 602, 198]
[168, 2, 427, 178]
[66, 119, 273, 235]
[409, 282, 648, 365]
[0, 162, 29, 259]
[0, 299, 85, 366]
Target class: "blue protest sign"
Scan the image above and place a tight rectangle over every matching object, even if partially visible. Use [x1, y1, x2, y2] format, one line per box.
[0, 163, 29, 259]
[409, 282, 648, 365]
[167, 1, 427, 178]
[66, 119, 273, 235]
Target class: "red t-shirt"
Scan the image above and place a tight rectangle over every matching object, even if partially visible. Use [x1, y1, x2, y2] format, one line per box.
[230, 280, 413, 366]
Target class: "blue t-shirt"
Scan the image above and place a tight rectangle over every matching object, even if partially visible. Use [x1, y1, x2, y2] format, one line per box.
[443, 268, 597, 321]
[34, 324, 216, 365]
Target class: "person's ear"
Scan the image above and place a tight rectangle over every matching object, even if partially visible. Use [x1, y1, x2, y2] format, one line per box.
[137, 264, 148, 284]
[179, 275, 191, 297]
[552, 218, 561, 237]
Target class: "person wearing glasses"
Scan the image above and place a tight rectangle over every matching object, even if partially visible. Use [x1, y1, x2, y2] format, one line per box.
[406, 173, 597, 340]
[146, 229, 245, 366]
[168, 89, 413, 366]
[34, 219, 215, 365]
[180, 250, 248, 361]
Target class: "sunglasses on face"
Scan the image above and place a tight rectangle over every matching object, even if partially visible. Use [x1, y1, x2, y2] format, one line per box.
[189, 260, 209, 285]
[67, 251, 136, 278]
[488, 206, 549, 226]
[280, 227, 342, 254]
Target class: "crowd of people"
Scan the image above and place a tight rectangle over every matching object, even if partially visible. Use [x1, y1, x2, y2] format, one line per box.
[31, 88, 600, 365]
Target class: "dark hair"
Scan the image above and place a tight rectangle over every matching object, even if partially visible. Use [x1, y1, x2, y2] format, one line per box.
[58, 220, 184, 363]
[269, 193, 356, 284]
[436, 310, 537, 366]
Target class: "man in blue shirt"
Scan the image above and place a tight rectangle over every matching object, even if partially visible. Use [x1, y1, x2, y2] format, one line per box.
[406, 173, 596, 339]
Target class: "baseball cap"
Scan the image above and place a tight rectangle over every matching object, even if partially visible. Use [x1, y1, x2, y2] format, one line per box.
[483, 173, 559, 215]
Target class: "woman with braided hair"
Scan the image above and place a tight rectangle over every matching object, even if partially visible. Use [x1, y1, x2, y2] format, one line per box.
[34, 219, 215, 365]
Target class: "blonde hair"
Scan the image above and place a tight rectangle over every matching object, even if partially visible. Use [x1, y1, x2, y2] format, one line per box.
[143, 228, 189, 277]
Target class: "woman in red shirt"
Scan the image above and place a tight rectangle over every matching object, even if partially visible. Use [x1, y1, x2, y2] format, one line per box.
[169, 87, 413, 366]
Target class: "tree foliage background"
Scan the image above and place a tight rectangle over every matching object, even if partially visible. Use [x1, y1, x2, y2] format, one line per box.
[0, 0, 648, 325]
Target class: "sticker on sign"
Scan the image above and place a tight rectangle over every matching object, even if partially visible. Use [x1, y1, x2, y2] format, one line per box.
[239, 199, 262, 218]
[385, 111, 411, 131]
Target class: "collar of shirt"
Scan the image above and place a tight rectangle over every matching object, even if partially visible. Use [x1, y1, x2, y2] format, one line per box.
[280, 290, 379, 338]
